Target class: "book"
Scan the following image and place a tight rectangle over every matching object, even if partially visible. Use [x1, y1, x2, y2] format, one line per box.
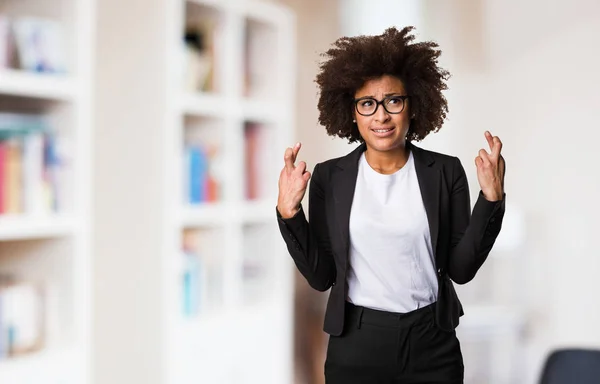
[183, 19, 217, 92]
[244, 123, 259, 200]
[11, 16, 67, 73]
[244, 122, 276, 200]
[3, 137, 22, 214]
[0, 113, 66, 215]
[184, 143, 221, 205]
[0, 15, 12, 69]
[0, 279, 45, 359]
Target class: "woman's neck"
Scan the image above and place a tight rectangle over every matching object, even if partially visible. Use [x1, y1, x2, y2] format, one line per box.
[364, 144, 410, 175]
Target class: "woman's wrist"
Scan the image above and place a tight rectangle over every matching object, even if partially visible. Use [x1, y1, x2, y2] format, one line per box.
[482, 188, 504, 202]
[277, 205, 300, 219]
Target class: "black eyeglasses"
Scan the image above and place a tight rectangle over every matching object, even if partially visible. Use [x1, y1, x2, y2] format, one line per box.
[354, 95, 410, 116]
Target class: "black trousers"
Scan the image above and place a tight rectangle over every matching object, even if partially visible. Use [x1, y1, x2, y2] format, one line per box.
[324, 301, 464, 384]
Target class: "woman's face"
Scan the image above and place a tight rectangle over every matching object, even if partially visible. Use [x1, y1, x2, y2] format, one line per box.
[353, 75, 411, 153]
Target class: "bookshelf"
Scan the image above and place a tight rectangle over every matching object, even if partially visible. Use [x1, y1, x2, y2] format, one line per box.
[164, 0, 296, 383]
[0, 0, 93, 383]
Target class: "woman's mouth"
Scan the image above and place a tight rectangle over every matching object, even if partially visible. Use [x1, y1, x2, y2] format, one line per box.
[370, 127, 395, 137]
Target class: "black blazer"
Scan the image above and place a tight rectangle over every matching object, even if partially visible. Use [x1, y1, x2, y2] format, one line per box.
[276, 142, 506, 336]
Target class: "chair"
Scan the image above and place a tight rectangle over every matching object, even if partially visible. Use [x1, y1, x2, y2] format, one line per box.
[539, 348, 600, 384]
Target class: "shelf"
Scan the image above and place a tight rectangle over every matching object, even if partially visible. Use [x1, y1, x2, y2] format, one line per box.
[175, 300, 278, 337]
[241, 99, 286, 123]
[180, 200, 275, 227]
[180, 92, 227, 117]
[0, 215, 77, 241]
[181, 202, 228, 227]
[242, 0, 293, 26]
[0, 69, 78, 101]
[240, 199, 274, 224]
[185, 0, 229, 12]
[176, 307, 230, 335]
[180, 94, 286, 122]
[163, 1, 295, 382]
[186, 0, 291, 22]
[0, 0, 92, 383]
[0, 346, 80, 384]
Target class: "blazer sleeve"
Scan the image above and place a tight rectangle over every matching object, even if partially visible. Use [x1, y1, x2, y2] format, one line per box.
[275, 162, 336, 291]
[447, 157, 506, 284]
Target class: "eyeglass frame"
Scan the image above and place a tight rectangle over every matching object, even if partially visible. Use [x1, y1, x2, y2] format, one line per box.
[353, 95, 410, 116]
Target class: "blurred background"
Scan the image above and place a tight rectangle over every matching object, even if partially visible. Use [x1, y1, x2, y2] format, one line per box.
[0, 0, 599, 383]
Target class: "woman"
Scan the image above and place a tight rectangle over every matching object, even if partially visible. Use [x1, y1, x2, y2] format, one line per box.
[276, 26, 506, 384]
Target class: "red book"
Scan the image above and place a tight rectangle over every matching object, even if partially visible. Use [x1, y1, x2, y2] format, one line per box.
[0, 141, 6, 214]
[245, 123, 259, 200]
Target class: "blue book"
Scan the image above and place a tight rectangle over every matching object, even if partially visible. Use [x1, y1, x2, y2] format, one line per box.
[43, 132, 60, 211]
[188, 147, 201, 203]
[188, 146, 208, 203]
[182, 251, 201, 316]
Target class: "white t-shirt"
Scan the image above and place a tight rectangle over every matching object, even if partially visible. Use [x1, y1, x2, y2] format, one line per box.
[346, 150, 438, 313]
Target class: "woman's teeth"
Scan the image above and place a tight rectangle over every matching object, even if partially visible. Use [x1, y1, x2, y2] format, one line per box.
[373, 128, 392, 133]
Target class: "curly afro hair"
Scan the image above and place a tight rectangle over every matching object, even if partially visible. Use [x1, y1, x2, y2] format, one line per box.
[315, 26, 450, 143]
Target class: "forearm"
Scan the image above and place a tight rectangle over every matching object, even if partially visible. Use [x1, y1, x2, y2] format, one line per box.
[448, 191, 506, 284]
[276, 205, 336, 291]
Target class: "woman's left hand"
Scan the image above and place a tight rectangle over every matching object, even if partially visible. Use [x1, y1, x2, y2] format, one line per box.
[475, 131, 505, 202]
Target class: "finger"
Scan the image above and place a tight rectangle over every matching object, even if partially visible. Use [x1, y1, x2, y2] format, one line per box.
[302, 171, 312, 182]
[492, 136, 503, 158]
[474, 156, 484, 169]
[284, 147, 295, 172]
[478, 149, 491, 165]
[295, 160, 307, 175]
[485, 131, 494, 152]
[291, 142, 301, 163]
[499, 155, 506, 185]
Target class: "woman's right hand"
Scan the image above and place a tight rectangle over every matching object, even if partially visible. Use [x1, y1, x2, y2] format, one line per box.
[277, 142, 311, 219]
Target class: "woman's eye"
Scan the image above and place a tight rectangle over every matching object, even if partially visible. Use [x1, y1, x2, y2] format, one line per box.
[388, 98, 401, 104]
[361, 100, 374, 107]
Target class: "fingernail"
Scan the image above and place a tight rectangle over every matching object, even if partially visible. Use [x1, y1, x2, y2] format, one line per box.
[295, 142, 301, 148]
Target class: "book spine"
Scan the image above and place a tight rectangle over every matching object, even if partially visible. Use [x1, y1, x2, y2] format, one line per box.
[0, 141, 6, 214]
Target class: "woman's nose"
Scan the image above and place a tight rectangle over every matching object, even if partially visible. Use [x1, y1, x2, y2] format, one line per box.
[373, 103, 391, 123]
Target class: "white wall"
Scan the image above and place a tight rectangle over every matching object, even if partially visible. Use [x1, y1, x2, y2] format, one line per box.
[337, 0, 600, 382]
[426, 2, 600, 381]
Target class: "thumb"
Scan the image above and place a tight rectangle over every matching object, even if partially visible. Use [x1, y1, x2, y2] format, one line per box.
[302, 171, 312, 182]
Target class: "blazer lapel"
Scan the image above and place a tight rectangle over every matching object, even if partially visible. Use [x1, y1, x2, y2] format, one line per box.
[330, 142, 441, 264]
[410, 143, 441, 259]
[331, 143, 365, 266]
